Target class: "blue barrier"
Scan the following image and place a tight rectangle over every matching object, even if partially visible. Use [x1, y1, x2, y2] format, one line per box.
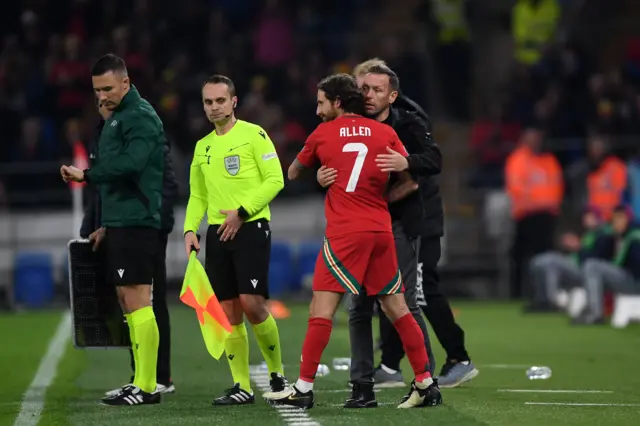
[295, 240, 323, 291]
[14, 252, 54, 308]
[269, 241, 293, 297]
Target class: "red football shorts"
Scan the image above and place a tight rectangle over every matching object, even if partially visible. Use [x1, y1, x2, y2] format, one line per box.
[312, 232, 403, 295]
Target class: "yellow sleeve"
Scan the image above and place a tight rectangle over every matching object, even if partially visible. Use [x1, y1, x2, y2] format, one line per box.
[241, 128, 285, 216]
[512, 2, 527, 43]
[184, 143, 208, 235]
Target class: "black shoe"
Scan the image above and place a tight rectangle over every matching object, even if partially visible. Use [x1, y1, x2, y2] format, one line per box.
[264, 385, 314, 409]
[212, 383, 255, 406]
[100, 386, 161, 406]
[438, 361, 455, 379]
[269, 372, 288, 392]
[343, 382, 378, 408]
[398, 379, 443, 408]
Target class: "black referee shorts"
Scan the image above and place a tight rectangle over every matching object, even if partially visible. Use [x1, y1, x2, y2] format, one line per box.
[106, 226, 158, 286]
[205, 219, 271, 302]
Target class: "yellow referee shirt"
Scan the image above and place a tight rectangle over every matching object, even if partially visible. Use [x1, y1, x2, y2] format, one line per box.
[184, 120, 284, 233]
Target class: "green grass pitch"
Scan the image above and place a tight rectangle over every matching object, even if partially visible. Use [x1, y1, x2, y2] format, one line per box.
[1, 302, 640, 425]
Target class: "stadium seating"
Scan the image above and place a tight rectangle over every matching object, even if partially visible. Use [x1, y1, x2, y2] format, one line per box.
[13, 252, 54, 308]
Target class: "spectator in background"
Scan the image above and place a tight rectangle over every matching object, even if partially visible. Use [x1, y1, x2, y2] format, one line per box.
[512, 0, 560, 68]
[428, 0, 471, 120]
[567, 135, 627, 220]
[576, 205, 640, 325]
[624, 147, 640, 220]
[254, 0, 294, 72]
[587, 70, 640, 137]
[527, 206, 606, 312]
[48, 34, 87, 120]
[468, 100, 521, 188]
[505, 126, 563, 299]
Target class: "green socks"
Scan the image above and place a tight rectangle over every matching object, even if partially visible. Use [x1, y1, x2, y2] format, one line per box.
[224, 324, 252, 393]
[252, 314, 284, 376]
[130, 306, 159, 393]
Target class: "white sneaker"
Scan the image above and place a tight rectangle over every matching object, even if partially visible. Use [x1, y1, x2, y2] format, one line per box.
[104, 384, 133, 398]
[105, 382, 175, 397]
[156, 382, 175, 394]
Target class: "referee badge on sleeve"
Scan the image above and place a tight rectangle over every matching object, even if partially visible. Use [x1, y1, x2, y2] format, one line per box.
[224, 155, 240, 176]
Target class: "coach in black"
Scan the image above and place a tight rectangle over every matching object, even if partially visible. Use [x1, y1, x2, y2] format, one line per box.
[318, 63, 438, 408]
[366, 62, 478, 389]
[61, 54, 173, 406]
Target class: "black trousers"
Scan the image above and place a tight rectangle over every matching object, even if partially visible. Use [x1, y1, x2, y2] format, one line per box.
[418, 236, 469, 363]
[128, 233, 172, 384]
[379, 236, 470, 368]
[510, 212, 556, 299]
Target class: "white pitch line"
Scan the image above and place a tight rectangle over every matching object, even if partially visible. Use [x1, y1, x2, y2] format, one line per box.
[14, 311, 71, 426]
[526, 402, 640, 407]
[249, 366, 321, 426]
[500, 389, 614, 394]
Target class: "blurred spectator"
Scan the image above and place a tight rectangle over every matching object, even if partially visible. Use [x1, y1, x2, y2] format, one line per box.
[512, 0, 560, 68]
[254, 0, 294, 71]
[468, 101, 521, 189]
[505, 127, 563, 299]
[48, 34, 88, 120]
[428, 0, 472, 119]
[587, 70, 640, 137]
[576, 206, 640, 325]
[527, 206, 606, 312]
[567, 135, 627, 221]
[625, 148, 640, 221]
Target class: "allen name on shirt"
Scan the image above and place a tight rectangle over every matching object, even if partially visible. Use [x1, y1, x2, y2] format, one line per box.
[340, 126, 372, 138]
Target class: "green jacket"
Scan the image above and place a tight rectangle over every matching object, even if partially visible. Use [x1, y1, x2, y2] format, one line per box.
[85, 86, 164, 229]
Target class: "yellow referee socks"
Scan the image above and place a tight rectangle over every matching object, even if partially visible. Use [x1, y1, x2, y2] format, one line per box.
[125, 313, 139, 384]
[252, 314, 284, 376]
[130, 306, 159, 394]
[224, 324, 252, 393]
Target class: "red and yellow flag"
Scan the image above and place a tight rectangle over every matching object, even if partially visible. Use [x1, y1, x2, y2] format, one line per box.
[180, 252, 232, 359]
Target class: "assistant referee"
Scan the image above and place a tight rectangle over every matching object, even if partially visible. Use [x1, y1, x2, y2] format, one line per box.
[61, 53, 164, 406]
[183, 75, 288, 406]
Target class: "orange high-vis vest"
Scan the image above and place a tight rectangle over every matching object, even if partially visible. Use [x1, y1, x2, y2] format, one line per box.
[505, 145, 564, 219]
[587, 156, 627, 221]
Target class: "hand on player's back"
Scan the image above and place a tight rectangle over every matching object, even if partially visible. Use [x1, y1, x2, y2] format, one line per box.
[317, 166, 337, 188]
[375, 147, 409, 172]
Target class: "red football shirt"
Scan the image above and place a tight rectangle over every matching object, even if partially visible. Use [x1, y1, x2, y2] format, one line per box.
[297, 114, 408, 237]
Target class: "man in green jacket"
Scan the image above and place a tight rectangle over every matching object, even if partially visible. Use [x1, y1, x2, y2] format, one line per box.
[61, 53, 164, 406]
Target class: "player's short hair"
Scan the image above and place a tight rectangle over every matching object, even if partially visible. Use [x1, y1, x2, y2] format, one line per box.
[91, 54, 127, 76]
[317, 73, 365, 115]
[353, 58, 387, 77]
[202, 75, 236, 97]
[366, 64, 400, 92]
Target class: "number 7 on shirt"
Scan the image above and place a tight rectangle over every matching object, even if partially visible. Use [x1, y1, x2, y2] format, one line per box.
[343, 142, 368, 193]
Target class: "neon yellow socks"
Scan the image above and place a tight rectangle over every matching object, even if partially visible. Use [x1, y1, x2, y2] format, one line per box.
[224, 324, 252, 392]
[125, 313, 139, 384]
[130, 306, 159, 393]
[252, 314, 284, 376]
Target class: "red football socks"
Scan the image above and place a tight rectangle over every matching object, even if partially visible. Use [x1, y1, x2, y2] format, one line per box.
[299, 317, 333, 383]
[393, 313, 432, 382]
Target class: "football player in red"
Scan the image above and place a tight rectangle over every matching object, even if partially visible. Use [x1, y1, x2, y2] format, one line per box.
[262, 74, 441, 409]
